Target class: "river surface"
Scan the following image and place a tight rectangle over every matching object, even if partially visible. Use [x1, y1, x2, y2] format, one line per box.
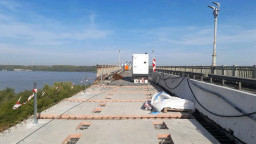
[0, 71, 96, 93]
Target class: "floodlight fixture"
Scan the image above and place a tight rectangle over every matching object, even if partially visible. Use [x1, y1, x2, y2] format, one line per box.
[212, 2, 220, 7]
[208, 5, 215, 10]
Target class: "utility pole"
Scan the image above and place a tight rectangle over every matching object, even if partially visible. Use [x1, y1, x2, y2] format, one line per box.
[101, 66, 103, 85]
[121, 57, 124, 66]
[118, 49, 120, 66]
[152, 49, 154, 59]
[208, 2, 220, 66]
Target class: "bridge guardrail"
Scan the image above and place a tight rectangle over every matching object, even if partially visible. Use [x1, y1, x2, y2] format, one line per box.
[156, 69, 205, 80]
[95, 65, 122, 83]
[208, 74, 256, 90]
[156, 69, 256, 90]
[96, 65, 122, 77]
[157, 65, 256, 79]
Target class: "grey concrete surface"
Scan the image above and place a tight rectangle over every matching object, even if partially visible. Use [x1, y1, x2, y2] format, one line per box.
[77, 120, 159, 144]
[0, 119, 217, 144]
[101, 102, 150, 115]
[0, 71, 219, 144]
[164, 119, 220, 144]
[111, 93, 148, 100]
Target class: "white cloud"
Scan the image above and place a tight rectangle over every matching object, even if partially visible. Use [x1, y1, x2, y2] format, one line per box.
[89, 13, 96, 25]
[0, 1, 112, 46]
[0, 0, 20, 11]
[128, 25, 256, 65]
[0, 18, 111, 46]
[0, 44, 120, 65]
[218, 29, 256, 44]
[0, 1, 114, 65]
[136, 25, 256, 46]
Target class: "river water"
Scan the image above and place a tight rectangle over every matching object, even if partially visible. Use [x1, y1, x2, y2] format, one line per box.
[0, 71, 96, 93]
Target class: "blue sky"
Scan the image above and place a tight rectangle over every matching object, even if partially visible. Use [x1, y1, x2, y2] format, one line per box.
[0, 0, 255, 66]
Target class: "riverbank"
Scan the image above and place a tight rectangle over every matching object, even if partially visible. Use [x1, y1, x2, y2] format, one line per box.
[0, 65, 96, 72]
[0, 82, 89, 132]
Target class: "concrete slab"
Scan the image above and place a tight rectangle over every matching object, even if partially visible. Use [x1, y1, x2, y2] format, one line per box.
[39, 101, 81, 115]
[101, 102, 150, 115]
[77, 120, 159, 144]
[0, 118, 52, 144]
[112, 92, 148, 99]
[164, 119, 220, 144]
[0, 72, 219, 144]
[1, 119, 218, 144]
[65, 102, 99, 115]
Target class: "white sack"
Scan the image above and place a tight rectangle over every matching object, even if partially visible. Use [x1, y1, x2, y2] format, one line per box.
[151, 92, 195, 112]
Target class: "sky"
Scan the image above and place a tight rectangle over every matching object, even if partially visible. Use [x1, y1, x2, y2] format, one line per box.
[0, 0, 255, 66]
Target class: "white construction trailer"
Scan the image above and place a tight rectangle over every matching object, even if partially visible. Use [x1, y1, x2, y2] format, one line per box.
[132, 53, 149, 83]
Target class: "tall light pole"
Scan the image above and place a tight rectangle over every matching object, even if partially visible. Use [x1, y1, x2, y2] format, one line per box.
[121, 57, 124, 66]
[208, 2, 220, 66]
[152, 49, 154, 59]
[118, 49, 120, 66]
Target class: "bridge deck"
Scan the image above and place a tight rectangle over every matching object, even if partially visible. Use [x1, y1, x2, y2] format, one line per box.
[0, 71, 219, 144]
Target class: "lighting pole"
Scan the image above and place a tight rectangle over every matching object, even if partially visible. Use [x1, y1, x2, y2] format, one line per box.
[152, 49, 154, 59]
[208, 2, 220, 66]
[118, 49, 120, 66]
[121, 57, 124, 66]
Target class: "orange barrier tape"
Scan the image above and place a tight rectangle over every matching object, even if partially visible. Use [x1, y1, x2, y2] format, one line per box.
[38, 113, 189, 120]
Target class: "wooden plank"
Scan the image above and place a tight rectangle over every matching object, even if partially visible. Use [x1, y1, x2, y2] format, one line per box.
[163, 107, 192, 113]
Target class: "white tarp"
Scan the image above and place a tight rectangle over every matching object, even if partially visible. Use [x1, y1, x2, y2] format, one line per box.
[151, 92, 195, 112]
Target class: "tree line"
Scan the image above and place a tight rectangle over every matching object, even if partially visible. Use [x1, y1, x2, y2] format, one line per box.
[0, 65, 96, 72]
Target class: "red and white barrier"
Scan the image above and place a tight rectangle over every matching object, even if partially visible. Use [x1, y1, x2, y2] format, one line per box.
[13, 89, 41, 109]
[13, 97, 22, 110]
[153, 58, 156, 72]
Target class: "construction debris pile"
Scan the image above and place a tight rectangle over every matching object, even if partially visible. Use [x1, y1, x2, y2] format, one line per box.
[112, 73, 124, 80]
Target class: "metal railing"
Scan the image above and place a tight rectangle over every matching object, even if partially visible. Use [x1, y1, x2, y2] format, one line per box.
[96, 65, 122, 84]
[96, 65, 122, 77]
[157, 65, 256, 79]
[156, 68, 256, 91]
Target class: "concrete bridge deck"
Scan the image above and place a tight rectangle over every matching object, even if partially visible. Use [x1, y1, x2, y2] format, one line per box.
[0, 71, 219, 144]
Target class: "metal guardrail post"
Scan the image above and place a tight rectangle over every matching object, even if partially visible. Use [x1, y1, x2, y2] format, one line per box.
[222, 79, 225, 86]
[238, 82, 242, 90]
[253, 65, 256, 79]
[211, 66, 216, 74]
[101, 69, 103, 85]
[233, 65, 238, 77]
[33, 82, 38, 124]
[221, 65, 225, 75]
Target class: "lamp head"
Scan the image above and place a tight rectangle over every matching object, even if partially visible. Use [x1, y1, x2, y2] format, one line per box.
[212, 2, 220, 7]
[208, 5, 215, 10]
